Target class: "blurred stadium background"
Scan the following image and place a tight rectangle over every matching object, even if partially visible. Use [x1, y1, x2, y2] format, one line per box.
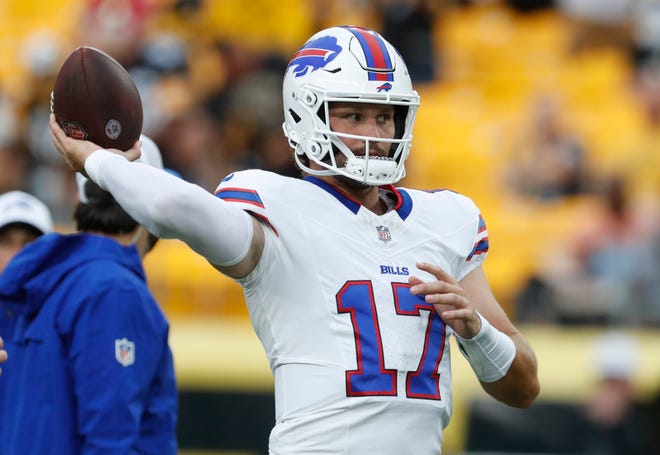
[1, 0, 659, 453]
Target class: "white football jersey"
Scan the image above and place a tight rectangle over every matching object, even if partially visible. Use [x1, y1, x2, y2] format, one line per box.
[215, 170, 489, 455]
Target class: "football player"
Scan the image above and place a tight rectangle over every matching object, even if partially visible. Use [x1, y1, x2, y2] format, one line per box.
[50, 26, 539, 454]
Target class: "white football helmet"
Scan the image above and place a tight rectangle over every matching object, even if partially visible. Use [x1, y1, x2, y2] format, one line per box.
[282, 26, 420, 186]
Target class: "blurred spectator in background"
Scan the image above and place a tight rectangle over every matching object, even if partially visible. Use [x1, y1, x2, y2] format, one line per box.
[515, 175, 660, 325]
[0, 93, 28, 194]
[504, 95, 592, 202]
[378, 0, 442, 83]
[557, 0, 634, 54]
[576, 331, 652, 454]
[627, 1, 660, 200]
[505, 0, 555, 13]
[154, 106, 227, 191]
[631, 57, 660, 130]
[0, 191, 54, 274]
[311, 0, 379, 32]
[203, 47, 297, 182]
[630, 0, 660, 70]
[0, 143, 30, 196]
[624, 56, 660, 203]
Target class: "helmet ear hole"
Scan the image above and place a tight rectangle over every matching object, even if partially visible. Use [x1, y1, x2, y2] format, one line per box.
[285, 110, 302, 142]
[316, 105, 326, 123]
[288, 109, 302, 125]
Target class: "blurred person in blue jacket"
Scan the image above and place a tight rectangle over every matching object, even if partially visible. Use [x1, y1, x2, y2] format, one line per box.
[0, 136, 177, 455]
[0, 190, 54, 376]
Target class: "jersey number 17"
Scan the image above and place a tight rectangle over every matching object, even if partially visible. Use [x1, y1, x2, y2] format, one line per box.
[337, 281, 447, 401]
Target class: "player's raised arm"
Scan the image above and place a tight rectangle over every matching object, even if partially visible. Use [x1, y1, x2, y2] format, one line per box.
[49, 114, 264, 279]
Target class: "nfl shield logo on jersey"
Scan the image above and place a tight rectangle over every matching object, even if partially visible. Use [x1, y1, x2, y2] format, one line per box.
[115, 337, 135, 367]
[376, 225, 391, 242]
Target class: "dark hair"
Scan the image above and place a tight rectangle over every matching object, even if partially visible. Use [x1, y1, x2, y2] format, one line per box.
[73, 180, 139, 234]
[0, 222, 43, 238]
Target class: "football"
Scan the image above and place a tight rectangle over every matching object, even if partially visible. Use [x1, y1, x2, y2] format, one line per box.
[51, 46, 143, 151]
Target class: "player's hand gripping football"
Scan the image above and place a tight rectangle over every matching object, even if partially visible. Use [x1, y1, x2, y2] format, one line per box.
[49, 113, 141, 175]
[409, 262, 482, 339]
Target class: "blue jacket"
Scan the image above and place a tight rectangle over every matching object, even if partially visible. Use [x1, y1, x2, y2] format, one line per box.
[0, 233, 177, 454]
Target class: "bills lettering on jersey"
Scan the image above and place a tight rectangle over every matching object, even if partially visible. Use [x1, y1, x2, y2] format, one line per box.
[380, 265, 409, 276]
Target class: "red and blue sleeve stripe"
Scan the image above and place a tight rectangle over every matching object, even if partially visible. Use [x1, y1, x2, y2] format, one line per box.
[215, 188, 265, 208]
[467, 215, 489, 262]
[467, 238, 489, 262]
[214, 187, 279, 236]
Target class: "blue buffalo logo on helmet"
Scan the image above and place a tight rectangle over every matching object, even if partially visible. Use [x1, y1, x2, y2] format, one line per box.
[288, 36, 342, 78]
[376, 82, 392, 92]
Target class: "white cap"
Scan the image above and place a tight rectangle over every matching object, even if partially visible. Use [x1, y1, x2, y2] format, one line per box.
[592, 331, 639, 379]
[0, 190, 54, 234]
[76, 134, 164, 202]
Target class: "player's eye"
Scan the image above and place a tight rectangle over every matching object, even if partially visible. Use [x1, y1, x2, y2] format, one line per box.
[377, 113, 392, 123]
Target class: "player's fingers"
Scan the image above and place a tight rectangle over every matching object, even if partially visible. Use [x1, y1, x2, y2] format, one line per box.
[438, 308, 473, 320]
[121, 140, 142, 162]
[49, 114, 77, 159]
[410, 279, 462, 299]
[424, 292, 466, 308]
[408, 275, 426, 288]
[0, 336, 4, 348]
[49, 125, 74, 166]
[49, 113, 69, 140]
[50, 130, 66, 158]
[416, 262, 458, 285]
[49, 114, 65, 146]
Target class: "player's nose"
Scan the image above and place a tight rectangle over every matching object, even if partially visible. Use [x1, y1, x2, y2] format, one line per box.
[361, 117, 386, 138]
